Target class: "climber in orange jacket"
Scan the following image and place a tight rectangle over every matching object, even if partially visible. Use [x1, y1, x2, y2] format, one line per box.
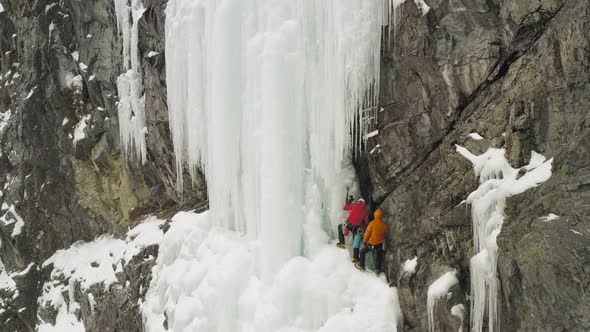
[355, 208, 388, 273]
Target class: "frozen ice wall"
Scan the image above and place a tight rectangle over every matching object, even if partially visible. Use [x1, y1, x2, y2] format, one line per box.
[457, 146, 553, 332]
[115, 0, 147, 163]
[165, 0, 399, 279]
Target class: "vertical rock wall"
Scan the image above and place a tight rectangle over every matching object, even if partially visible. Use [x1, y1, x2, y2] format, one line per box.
[365, 0, 590, 330]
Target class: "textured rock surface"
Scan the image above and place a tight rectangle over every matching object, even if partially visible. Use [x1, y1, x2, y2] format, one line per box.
[363, 0, 590, 331]
[0, 0, 205, 330]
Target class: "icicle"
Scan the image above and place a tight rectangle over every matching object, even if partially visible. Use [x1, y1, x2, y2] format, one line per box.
[115, 0, 147, 164]
[427, 270, 459, 332]
[457, 146, 553, 332]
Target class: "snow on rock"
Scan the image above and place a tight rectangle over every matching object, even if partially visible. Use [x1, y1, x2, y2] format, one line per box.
[539, 213, 560, 222]
[146, 51, 159, 58]
[468, 132, 484, 140]
[456, 146, 553, 332]
[115, 0, 147, 163]
[72, 114, 91, 149]
[0, 204, 26, 238]
[24, 86, 37, 100]
[402, 256, 418, 276]
[364, 129, 379, 139]
[0, 3, 4, 13]
[67, 74, 84, 91]
[71, 51, 79, 62]
[0, 110, 11, 133]
[37, 216, 164, 331]
[78, 62, 88, 72]
[427, 270, 459, 332]
[0, 259, 16, 292]
[414, 0, 430, 16]
[143, 211, 402, 332]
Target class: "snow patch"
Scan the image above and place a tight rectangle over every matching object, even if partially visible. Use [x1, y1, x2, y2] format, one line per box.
[24, 86, 37, 100]
[71, 51, 79, 62]
[78, 62, 88, 72]
[146, 51, 159, 58]
[539, 213, 559, 222]
[414, 0, 430, 16]
[72, 114, 91, 149]
[403, 256, 418, 275]
[0, 3, 4, 13]
[0, 205, 26, 238]
[364, 129, 379, 139]
[468, 132, 484, 140]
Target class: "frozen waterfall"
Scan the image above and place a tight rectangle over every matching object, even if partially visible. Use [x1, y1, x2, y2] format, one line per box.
[457, 146, 552, 332]
[115, 0, 148, 163]
[165, 0, 398, 277]
[141, 1, 404, 331]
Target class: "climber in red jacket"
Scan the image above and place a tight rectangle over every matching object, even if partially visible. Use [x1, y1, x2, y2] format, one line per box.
[336, 198, 369, 259]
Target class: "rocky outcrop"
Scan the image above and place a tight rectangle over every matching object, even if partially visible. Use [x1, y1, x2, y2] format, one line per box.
[365, 0, 590, 330]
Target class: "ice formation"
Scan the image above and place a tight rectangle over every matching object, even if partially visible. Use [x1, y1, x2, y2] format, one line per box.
[165, 0, 401, 274]
[451, 304, 465, 332]
[153, 0, 404, 330]
[115, 0, 147, 163]
[427, 270, 459, 332]
[456, 146, 553, 332]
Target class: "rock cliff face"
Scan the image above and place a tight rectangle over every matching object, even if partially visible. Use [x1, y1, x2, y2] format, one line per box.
[0, 0, 204, 330]
[0, 0, 588, 331]
[365, 0, 590, 331]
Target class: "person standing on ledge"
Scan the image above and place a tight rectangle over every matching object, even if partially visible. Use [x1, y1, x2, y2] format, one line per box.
[337, 198, 368, 262]
[355, 208, 388, 273]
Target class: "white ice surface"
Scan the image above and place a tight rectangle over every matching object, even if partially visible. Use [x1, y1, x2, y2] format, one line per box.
[143, 211, 402, 332]
[115, 0, 147, 163]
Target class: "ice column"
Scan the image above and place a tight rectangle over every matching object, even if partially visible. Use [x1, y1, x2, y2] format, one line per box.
[165, 0, 401, 279]
[115, 0, 147, 163]
[456, 146, 552, 332]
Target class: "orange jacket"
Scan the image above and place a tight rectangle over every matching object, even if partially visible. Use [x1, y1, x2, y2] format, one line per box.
[363, 208, 388, 245]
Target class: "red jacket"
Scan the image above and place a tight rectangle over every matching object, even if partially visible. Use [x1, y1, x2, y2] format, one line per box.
[343, 201, 368, 226]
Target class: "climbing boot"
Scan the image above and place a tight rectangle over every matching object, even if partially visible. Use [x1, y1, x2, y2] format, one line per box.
[336, 243, 346, 249]
[351, 257, 358, 263]
[352, 248, 359, 261]
[354, 263, 365, 271]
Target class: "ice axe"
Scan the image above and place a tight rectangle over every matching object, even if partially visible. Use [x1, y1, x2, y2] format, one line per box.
[345, 186, 354, 204]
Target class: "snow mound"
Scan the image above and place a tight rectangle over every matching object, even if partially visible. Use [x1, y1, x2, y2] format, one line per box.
[143, 211, 402, 332]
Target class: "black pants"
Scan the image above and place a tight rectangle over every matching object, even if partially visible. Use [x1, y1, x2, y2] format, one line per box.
[359, 243, 384, 272]
[337, 223, 359, 245]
